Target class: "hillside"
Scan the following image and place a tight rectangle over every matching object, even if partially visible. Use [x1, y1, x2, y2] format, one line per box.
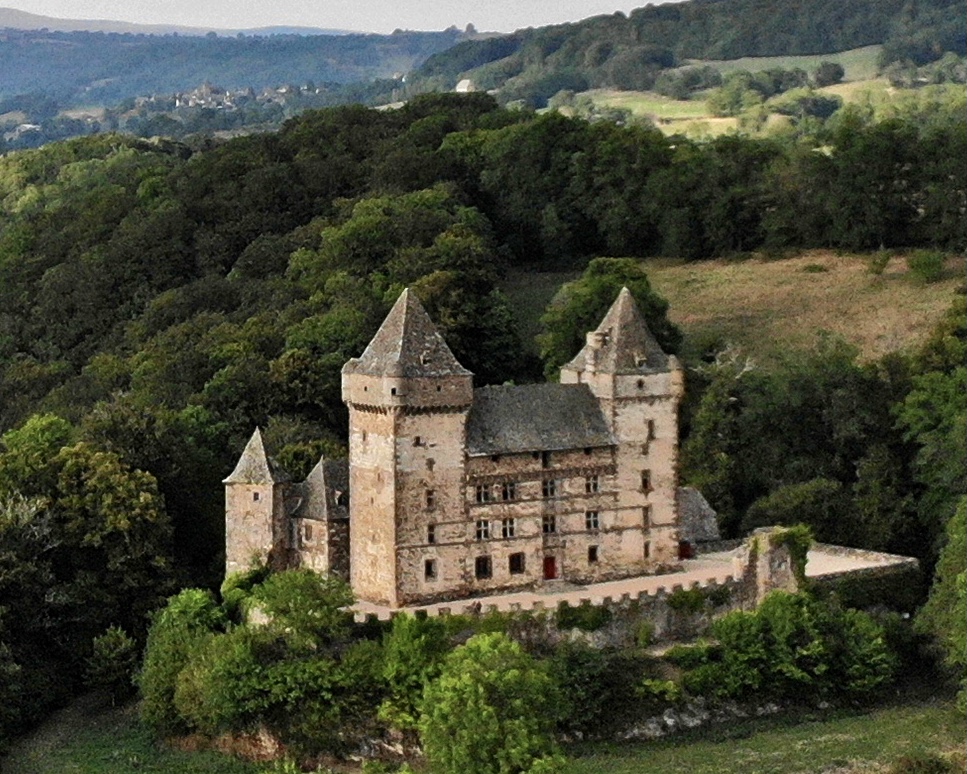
[0, 27, 463, 105]
[411, 0, 964, 106]
[502, 252, 965, 366]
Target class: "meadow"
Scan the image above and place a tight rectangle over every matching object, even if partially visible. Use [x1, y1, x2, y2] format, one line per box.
[502, 252, 965, 367]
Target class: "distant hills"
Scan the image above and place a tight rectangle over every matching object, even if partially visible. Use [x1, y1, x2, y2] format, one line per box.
[0, 7, 352, 36]
[409, 0, 965, 105]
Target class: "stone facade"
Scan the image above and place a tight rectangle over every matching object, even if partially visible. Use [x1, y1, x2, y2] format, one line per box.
[226, 287, 688, 608]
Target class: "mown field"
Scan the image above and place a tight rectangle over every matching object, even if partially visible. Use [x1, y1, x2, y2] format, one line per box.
[567, 696, 964, 774]
[693, 44, 883, 81]
[502, 252, 965, 367]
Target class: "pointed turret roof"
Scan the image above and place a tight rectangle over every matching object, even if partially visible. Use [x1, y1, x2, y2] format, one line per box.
[223, 428, 290, 484]
[564, 287, 669, 374]
[343, 288, 471, 378]
[293, 457, 349, 521]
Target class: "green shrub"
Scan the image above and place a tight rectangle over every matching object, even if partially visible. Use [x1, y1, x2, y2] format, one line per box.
[705, 585, 732, 607]
[635, 678, 682, 714]
[635, 620, 655, 648]
[137, 588, 227, 735]
[869, 250, 891, 275]
[379, 613, 450, 731]
[664, 641, 717, 669]
[85, 626, 138, 705]
[907, 250, 946, 283]
[556, 601, 612, 632]
[667, 587, 706, 614]
[549, 643, 639, 736]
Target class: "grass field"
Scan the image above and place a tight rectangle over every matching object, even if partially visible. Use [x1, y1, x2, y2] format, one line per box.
[1, 695, 262, 774]
[567, 696, 965, 774]
[502, 252, 965, 366]
[692, 45, 884, 82]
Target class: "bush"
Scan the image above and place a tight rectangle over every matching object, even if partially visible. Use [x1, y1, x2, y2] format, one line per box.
[869, 250, 891, 275]
[419, 632, 564, 774]
[85, 626, 138, 704]
[549, 643, 638, 737]
[907, 250, 946, 283]
[137, 589, 226, 734]
[667, 587, 706, 614]
[556, 601, 612, 632]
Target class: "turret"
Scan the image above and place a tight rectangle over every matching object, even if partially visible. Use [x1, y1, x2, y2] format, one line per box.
[223, 428, 290, 577]
[560, 288, 685, 568]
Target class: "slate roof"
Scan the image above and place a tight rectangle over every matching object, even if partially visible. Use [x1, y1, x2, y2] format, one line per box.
[343, 288, 471, 378]
[466, 383, 614, 456]
[223, 428, 291, 484]
[677, 486, 721, 543]
[293, 457, 349, 521]
[565, 287, 669, 374]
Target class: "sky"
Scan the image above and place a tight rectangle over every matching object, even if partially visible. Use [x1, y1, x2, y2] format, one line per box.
[3, 1, 656, 34]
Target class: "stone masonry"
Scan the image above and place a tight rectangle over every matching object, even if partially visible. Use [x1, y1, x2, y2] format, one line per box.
[225, 287, 689, 608]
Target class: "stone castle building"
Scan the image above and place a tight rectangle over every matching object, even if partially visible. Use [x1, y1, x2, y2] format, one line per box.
[225, 286, 689, 607]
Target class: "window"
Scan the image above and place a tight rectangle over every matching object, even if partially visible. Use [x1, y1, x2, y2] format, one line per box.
[391, 387, 397, 396]
[585, 510, 600, 530]
[641, 470, 652, 493]
[644, 541, 651, 559]
[501, 481, 517, 501]
[541, 451, 551, 468]
[413, 435, 422, 447]
[637, 379, 645, 389]
[476, 520, 490, 540]
[426, 458, 435, 471]
[542, 479, 557, 498]
[642, 505, 652, 528]
[425, 489, 435, 509]
[475, 555, 492, 579]
[584, 447, 592, 455]
[647, 419, 656, 441]
[509, 552, 525, 574]
[501, 518, 516, 539]
[542, 514, 557, 534]
[424, 559, 437, 580]
[303, 523, 313, 542]
[475, 484, 493, 503]
[427, 523, 436, 544]
[588, 545, 599, 564]
[585, 474, 599, 494]
[252, 491, 260, 502]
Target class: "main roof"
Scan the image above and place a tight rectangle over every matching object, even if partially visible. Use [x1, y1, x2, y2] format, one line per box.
[564, 287, 669, 374]
[466, 383, 614, 456]
[343, 289, 471, 378]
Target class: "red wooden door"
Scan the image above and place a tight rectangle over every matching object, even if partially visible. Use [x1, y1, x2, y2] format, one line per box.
[543, 556, 557, 580]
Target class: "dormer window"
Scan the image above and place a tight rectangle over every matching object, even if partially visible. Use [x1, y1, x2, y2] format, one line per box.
[391, 388, 397, 396]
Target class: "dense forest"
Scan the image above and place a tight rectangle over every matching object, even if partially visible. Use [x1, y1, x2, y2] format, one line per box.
[0, 92, 963, 753]
[411, 0, 965, 104]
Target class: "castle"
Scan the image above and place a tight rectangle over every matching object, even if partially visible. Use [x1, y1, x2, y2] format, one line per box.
[225, 286, 690, 608]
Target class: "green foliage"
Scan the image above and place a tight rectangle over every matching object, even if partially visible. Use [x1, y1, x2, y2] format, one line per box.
[555, 602, 613, 632]
[635, 678, 683, 714]
[743, 479, 846, 540]
[916, 497, 967, 710]
[817, 565, 923, 614]
[84, 626, 138, 704]
[813, 61, 846, 87]
[538, 258, 681, 379]
[667, 587, 707, 614]
[907, 250, 947, 283]
[138, 589, 227, 734]
[378, 613, 450, 731]
[251, 569, 354, 646]
[549, 643, 640, 737]
[768, 525, 813, 585]
[419, 632, 565, 774]
[682, 592, 896, 702]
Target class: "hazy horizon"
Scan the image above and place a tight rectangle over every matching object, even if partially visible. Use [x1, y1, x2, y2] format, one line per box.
[1, 1, 668, 34]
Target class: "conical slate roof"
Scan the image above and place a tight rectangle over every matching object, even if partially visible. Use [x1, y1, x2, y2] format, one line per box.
[343, 288, 471, 378]
[223, 428, 290, 484]
[564, 287, 669, 374]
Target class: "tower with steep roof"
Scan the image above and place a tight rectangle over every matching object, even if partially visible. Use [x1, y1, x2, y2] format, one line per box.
[342, 289, 474, 606]
[223, 428, 291, 576]
[559, 287, 685, 568]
